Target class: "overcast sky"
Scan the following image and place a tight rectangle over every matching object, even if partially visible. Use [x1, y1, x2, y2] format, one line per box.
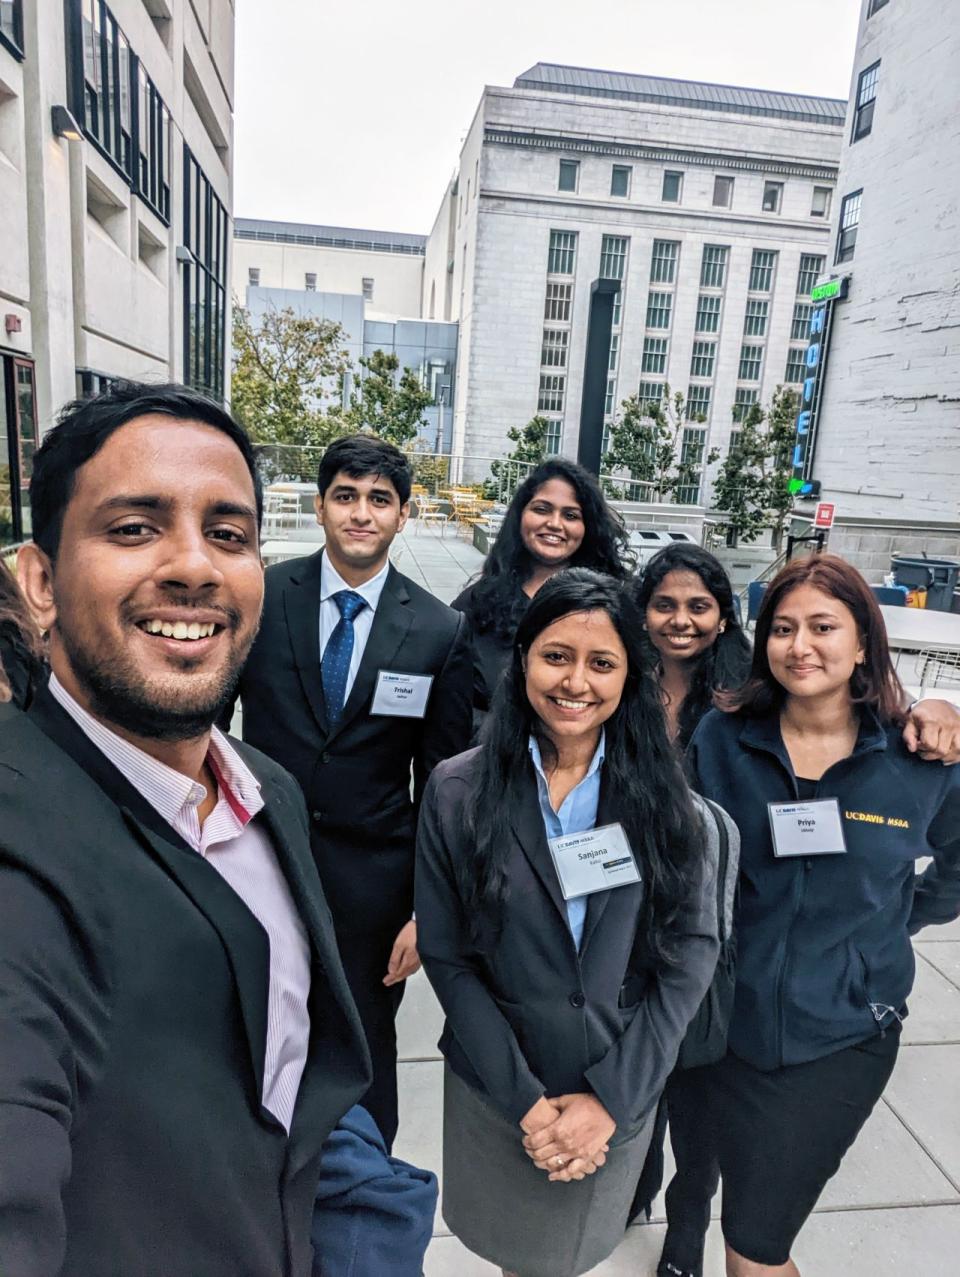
[234, 0, 862, 236]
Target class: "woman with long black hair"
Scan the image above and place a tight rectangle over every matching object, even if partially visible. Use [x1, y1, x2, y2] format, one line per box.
[451, 458, 631, 717]
[416, 569, 735, 1277]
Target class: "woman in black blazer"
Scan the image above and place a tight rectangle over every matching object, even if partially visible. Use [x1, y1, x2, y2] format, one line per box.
[450, 458, 632, 722]
[416, 570, 730, 1277]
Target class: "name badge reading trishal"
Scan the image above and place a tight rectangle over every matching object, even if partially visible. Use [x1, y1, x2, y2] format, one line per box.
[547, 823, 641, 901]
[768, 798, 847, 858]
[370, 670, 433, 718]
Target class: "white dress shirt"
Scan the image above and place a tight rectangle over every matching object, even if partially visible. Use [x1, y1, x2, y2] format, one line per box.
[318, 553, 390, 701]
[48, 673, 312, 1133]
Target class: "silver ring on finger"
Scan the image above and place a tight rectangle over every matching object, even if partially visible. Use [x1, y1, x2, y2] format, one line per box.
[553, 1155, 564, 1167]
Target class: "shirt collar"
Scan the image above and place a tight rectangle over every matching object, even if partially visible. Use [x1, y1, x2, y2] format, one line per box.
[528, 729, 606, 782]
[48, 672, 264, 828]
[320, 551, 390, 613]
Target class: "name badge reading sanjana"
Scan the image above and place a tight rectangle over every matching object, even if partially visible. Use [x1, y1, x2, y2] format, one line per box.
[768, 798, 847, 858]
[547, 823, 641, 901]
[370, 670, 433, 718]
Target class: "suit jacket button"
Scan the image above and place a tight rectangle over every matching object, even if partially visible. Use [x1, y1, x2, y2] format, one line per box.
[312, 810, 325, 822]
[569, 992, 585, 1009]
[320, 752, 330, 764]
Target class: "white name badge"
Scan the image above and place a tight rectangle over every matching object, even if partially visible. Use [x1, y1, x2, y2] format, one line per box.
[370, 670, 434, 718]
[768, 798, 847, 858]
[547, 823, 641, 901]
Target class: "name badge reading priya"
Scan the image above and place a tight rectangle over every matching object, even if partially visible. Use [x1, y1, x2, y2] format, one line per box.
[370, 671, 433, 718]
[547, 823, 641, 901]
[768, 798, 847, 858]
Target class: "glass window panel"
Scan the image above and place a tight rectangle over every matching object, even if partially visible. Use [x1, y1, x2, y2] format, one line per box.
[641, 338, 668, 374]
[544, 282, 572, 322]
[738, 344, 764, 381]
[749, 249, 778, 292]
[686, 387, 711, 420]
[743, 299, 769, 337]
[811, 186, 832, 219]
[662, 170, 682, 202]
[541, 329, 569, 367]
[797, 254, 825, 295]
[538, 374, 566, 413]
[700, 245, 728, 289]
[600, 235, 628, 281]
[548, 230, 577, 275]
[645, 291, 672, 330]
[784, 348, 807, 383]
[836, 190, 862, 263]
[650, 240, 679, 285]
[696, 294, 722, 333]
[791, 303, 812, 340]
[762, 181, 783, 213]
[732, 387, 759, 422]
[558, 159, 579, 192]
[638, 381, 664, 406]
[854, 62, 880, 140]
[611, 165, 631, 198]
[690, 341, 716, 379]
[713, 175, 734, 208]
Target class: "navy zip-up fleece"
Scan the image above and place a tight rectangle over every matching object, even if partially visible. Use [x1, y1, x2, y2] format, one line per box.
[688, 708, 960, 1071]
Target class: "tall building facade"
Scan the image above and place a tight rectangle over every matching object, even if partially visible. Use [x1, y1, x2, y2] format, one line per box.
[805, 0, 960, 565]
[0, 0, 234, 545]
[423, 63, 846, 489]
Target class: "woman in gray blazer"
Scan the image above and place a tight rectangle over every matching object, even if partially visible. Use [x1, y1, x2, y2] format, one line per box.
[416, 569, 730, 1277]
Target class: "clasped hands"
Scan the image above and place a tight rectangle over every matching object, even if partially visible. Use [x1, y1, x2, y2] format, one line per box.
[520, 1093, 616, 1183]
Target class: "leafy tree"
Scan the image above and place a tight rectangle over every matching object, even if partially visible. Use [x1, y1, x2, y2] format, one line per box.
[337, 349, 433, 446]
[484, 415, 550, 499]
[230, 303, 352, 450]
[711, 386, 799, 550]
[602, 385, 718, 503]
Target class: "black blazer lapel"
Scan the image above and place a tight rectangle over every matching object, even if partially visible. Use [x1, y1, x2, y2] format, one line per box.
[28, 686, 272, 1110]
[510, 764, 570, 929]
[283, 549, 330, 736]
[325, 565, 414, 744]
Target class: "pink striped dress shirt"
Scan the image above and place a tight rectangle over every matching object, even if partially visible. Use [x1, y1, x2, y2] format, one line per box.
[48, 673, 312, 1133]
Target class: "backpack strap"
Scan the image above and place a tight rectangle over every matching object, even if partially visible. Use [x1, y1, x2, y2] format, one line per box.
[700, 796, 740, 944]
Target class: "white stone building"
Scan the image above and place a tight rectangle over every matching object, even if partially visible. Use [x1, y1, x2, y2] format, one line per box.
[0, 0, 234, 544]
[423, 63, 847, 491]
[806, 0, 960, 571]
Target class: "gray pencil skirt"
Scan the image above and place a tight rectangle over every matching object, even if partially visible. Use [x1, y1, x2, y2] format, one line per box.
[442, 1065, 655, 1277]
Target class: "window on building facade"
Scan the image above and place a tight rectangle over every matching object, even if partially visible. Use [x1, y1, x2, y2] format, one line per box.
[676, 428, 706, 504]
[811, 186, 832, 219]
[732, 387, 759, 422]
[558, 159, 579, 192]
[305, 273, 317, 291]
[75, 2, 173, 223]
[686, 386, 712, 420]
[713, 175, 734, 208]
[650, 240, 679, 285]
[541, 329, 569, 367]
[548, 230, 578, 274]
[743, 298, 769, 338]
[700, 244, 729, 289]
[784, 348, 807, 383]
[749, 249, 778, 292]
[611, 291, 623, 328]
[605, 376, 617, 416]
[690, 341, 716, 379]
[76, 369, 116, 398]
[248, 267, 260, 286]
[638, 380, 664, 406]
[646, 291, 673, 330]
[836, 190, 862, 263]
[608, 332, 620, 373]
[868, 0, 889, 13]
[362, 277, 374, 301]
[641, 337, 668, 374]
[611, 165, 632, 197]
[538, 374, 566, 413]
[183, 147, 229, 401]
[544, 282, 573, 322]
[738, 344, 764, 381]
[791, 303, 811, 340]
[0, 0, 23, 58]
[600, 235, 629, 281]
[544, 420, 563, 455]
[695, 294, 722, 333]
[0, 354, 37, 545]
[762, 181, 784, 213]
[662, 170, 683, 202]
[797, 254, 825, 296]
[853, 62, 880, 140]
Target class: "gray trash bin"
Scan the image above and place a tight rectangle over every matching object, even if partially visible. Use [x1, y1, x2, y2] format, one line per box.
[890, 555, 960, 612]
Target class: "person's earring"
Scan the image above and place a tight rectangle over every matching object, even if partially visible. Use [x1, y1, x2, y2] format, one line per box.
[718, 623, 726, 633]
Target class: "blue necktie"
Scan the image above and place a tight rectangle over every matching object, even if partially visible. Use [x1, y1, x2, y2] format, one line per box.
[321, 590, 367, 725]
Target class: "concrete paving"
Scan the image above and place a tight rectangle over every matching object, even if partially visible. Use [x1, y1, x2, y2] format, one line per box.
[381, 524, 960, 1277]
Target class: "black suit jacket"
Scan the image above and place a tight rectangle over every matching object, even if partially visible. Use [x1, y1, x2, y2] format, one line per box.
[237, 552, 473, 938]
[415, 748, 722, 1132]
[0, 687, 370, 1277]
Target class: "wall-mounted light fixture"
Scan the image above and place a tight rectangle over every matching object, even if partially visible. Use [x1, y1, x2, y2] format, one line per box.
[51, 105, 84, 142]
[175, 246, 194, 264]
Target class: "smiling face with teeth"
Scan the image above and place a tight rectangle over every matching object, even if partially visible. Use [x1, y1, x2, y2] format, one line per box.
[524, 609, 628, 748]
[20, 415, 264, 743]
[644, 569, 724, 671]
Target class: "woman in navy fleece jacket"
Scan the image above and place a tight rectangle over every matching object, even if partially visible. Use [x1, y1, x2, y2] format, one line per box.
[685, 554, 960, 1277]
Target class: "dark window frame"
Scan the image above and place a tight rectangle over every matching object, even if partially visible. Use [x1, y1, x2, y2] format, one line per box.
[853, 61, 880, 141]
[868, 0, 889, 15]
[662, 169, 683, 203]
[183, 147, 229, 401]
[610, 164, 632, 198]
[0, 354, 37, 545]
[558, 158, 579, 193]
[0, 0, 24, 59]
[836, 189, 862, 264]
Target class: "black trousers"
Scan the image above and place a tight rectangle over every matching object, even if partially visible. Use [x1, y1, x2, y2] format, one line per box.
[660, 1066, 722, 1273]
[335, 929, 407, 1151]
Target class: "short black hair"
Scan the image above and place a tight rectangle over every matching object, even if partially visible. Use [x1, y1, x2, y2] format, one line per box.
[316, 434, 412, 506]
[31, 382, 263, 560]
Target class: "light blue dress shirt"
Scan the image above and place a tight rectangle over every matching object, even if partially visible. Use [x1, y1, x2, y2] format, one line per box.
[528, 731, 606, 951]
